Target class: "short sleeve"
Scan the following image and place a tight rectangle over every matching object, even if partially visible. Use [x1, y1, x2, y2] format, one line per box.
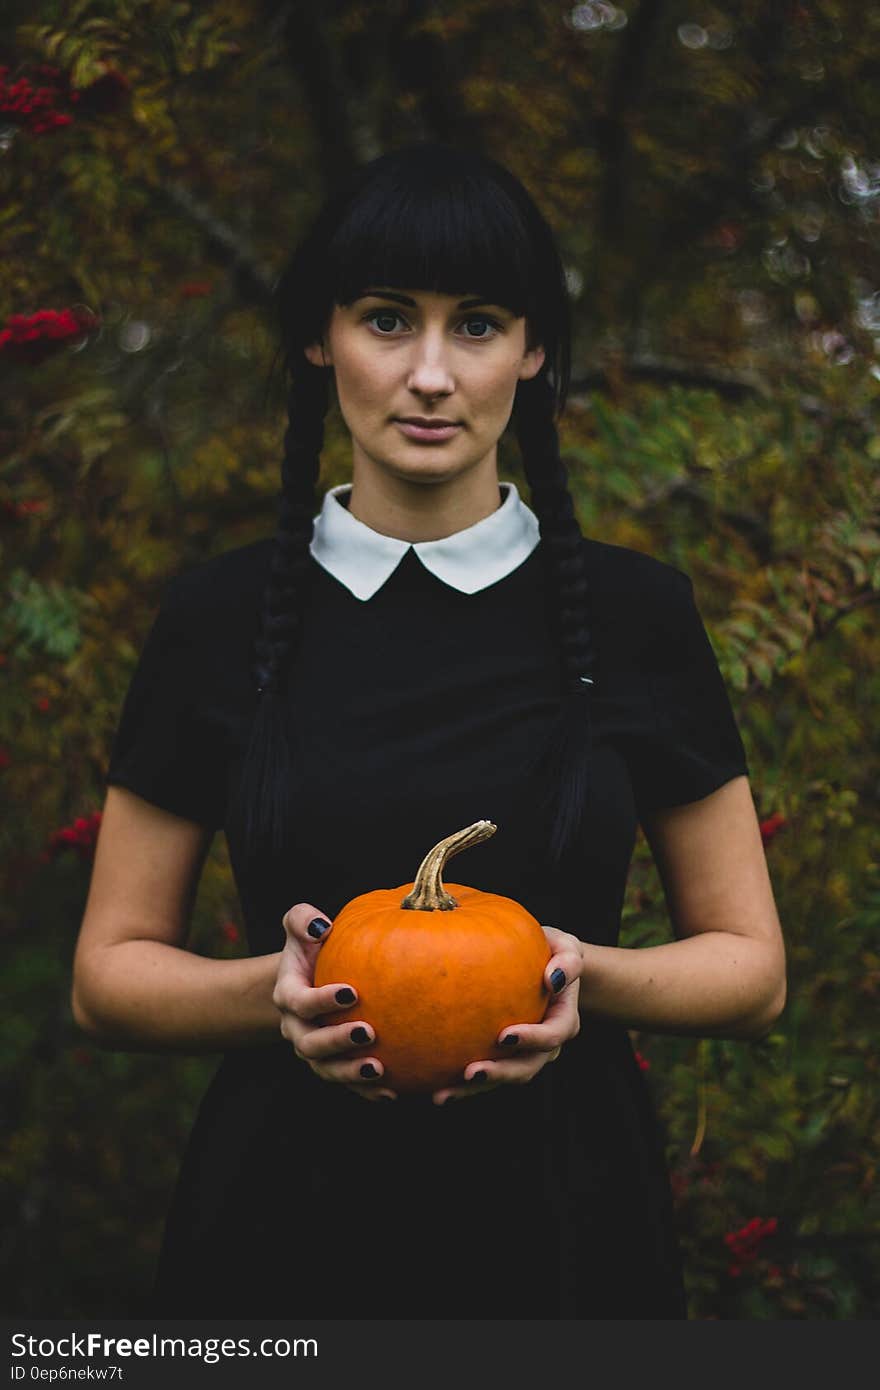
[628, 569, 749, 818]
[104, 575, 226, 830]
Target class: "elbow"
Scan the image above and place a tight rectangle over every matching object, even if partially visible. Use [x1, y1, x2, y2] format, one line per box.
[742, 974, 787, 1041]
[739, 936, 787, 1041]
[70, 979, 101, 1040]
[764, 954, 788, 1033]
[70, 966, 117, 1047]
[70, 989, 128, 1050]
[767, 978, 788, 1034]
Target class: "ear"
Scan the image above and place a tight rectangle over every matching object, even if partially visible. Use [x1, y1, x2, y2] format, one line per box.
[304, 341, 333, 368]
[518, 344, 546, 381]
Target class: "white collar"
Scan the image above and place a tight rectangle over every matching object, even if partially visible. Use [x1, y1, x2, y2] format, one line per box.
[310, 481, 540, 600]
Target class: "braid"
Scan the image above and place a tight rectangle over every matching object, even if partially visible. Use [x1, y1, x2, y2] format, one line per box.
[229, 362, 330, 865]
[513, 373, 596, 867]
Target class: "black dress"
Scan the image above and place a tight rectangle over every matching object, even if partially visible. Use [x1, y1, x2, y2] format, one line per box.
[105, 523, 749, 1320]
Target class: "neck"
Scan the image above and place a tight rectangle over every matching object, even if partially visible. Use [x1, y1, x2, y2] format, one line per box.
[345, 455, 504, 542]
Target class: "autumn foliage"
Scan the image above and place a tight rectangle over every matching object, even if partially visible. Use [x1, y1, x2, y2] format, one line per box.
[1, 0, 878, 1319]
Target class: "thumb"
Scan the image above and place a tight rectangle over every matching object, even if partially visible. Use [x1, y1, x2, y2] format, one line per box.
[281, 902, 334, 947]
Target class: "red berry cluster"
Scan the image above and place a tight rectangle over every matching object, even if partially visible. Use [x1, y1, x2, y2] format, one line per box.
[0, 62, 129, 134]
[634, 1049, 650, 1072]
[47, 811, 103, 863]
[723, 1216, 778, 1276]
[759, 812, 786, 846]
[1, 498, 48, 521]
[179, 281, 215, 300]
[0, 307, 100, 365]
[709, 221, 744, 252]
[0, 63, 79, 134]
[220, 921, 241, 944]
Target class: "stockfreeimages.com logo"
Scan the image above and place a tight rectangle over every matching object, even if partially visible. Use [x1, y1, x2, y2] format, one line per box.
[11, 1332, 317, 1368]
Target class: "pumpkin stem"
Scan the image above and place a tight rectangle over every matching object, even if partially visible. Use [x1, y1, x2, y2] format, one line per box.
[401, 820, 497, 911]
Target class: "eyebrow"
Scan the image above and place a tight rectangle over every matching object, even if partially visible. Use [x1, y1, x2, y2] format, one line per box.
[357, 288, 505, 311]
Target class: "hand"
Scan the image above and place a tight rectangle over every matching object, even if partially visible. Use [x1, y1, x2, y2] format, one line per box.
[273, 902, 397, 1102]
[431, 925, 583, 1106]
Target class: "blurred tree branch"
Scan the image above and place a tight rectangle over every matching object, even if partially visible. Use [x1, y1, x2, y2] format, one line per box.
[271, 0, 376, 189]
[155, 180, 276, 307]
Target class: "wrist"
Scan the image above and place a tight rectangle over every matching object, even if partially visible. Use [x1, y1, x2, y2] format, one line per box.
[575, 940, 613, 1020]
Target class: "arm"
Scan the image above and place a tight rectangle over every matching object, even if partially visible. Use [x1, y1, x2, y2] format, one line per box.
[71, 786, 282, 1052]
[423, 776, 784, 1101]
[72, 788, 396, 1095]
[577, 775, 787, 1040]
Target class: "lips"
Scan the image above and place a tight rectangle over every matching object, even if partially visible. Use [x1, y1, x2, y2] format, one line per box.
[397, 417, 459, 427]
[395, 418, 462, 443]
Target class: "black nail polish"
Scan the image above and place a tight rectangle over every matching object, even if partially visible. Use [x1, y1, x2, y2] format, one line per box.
[500, 1034, 519, 1046]
[468, 1069, 488, 1083]
[335, 987, 356, 1005]
[350, 1026, 370, 1044]
[360, 1062, 378, 1079]
[308, 917, 331, 939]
[550, 968, 566, 993]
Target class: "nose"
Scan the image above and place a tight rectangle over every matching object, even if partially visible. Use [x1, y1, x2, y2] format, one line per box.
[405, 330, 455, 399]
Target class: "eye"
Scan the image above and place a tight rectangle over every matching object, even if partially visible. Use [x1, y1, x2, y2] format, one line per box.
[364, 309, 406, 335]
[460, 316, 501, 339]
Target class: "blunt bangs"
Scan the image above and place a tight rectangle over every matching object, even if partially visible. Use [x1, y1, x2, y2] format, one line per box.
[330, 170, 535, 322]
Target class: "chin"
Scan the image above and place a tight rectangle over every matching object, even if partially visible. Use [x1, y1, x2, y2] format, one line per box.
[377, 443, 472, 476]
[387, 460, 467, 485]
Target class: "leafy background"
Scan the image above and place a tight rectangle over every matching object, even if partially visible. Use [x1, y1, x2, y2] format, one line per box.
[1, 0, 878, 1319]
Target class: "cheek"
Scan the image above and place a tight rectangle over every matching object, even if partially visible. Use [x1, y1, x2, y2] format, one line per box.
[472, 358, 526, 416]
[333, 346, 391, 415]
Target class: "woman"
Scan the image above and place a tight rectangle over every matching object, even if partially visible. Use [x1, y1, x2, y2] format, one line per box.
[71, 142, 786, 1320]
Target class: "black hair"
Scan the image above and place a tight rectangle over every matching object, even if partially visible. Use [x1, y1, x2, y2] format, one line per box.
[229, 141, 595, 870]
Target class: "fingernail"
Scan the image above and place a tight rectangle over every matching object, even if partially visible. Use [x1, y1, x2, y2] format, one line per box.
[360, 1062, 378, 1079]
[335, 987, 356, 1005]
[500, 1033, 519, 1046]
[550, 968, 566, 993]
[467, 1069, 488, 1083]
[308, 917, 331, 939]
[350, 1026, 371, 1045]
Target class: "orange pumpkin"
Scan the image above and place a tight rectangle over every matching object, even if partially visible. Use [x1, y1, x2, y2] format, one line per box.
[313, 821, 551, 1094]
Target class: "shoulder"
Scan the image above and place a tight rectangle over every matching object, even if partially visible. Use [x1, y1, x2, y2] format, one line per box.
[158, 537, 275, 628]
[581, 535, 693, 634]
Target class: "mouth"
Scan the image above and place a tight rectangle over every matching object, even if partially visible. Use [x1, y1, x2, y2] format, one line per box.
[394, 417, 462, 443]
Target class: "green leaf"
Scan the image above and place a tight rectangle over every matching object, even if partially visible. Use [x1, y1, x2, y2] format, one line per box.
[4, 570, 83, 660]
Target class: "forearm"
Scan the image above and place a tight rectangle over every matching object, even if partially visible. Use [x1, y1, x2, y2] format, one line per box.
[72, 940, 283, 1053]
[578, 931, 786, 1040]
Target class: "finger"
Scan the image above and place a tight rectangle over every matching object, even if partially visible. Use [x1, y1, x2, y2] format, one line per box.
[433, 1074, 501, 1106]
[294, 1018, 377, 1062]
[273, 972, 361, 1023]
[541, 947, 583, 999]
[308, 1054, 388, 1087]
[536, 928, 583, 961]
[497, 965, 581, 1044]
[344, 1083, 398, 1103]
[433, 1061, 500, 1106]
[274, 903, 346, 1019]
[433, 1057, 515, 1106]
[279, 1011, 376, 1064]
[439, 1049, 561, 1100]
[281, 902, 334, 947]
[497, 996, 580, 1051]
[432, 1036, 569, 1103]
